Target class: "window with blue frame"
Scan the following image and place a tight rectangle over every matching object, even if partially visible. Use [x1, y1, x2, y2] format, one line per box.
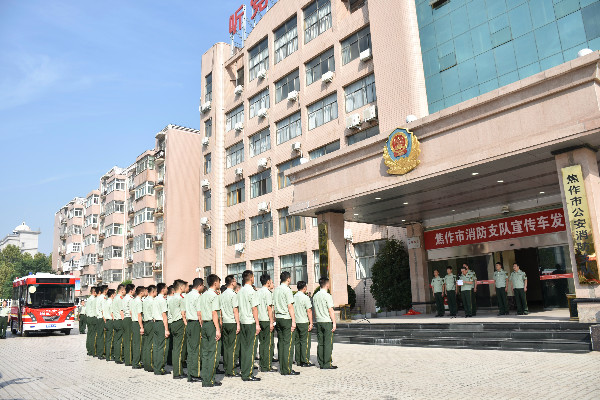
[416, 0, 600, 114]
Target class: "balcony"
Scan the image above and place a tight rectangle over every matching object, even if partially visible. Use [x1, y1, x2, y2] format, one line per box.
[98, 233, 105, 240]
[128, 185, 135, 193]
[154, 179, 164, 190]
[100, 191, 107, 198]
[99, 212, 105, 220]
[127, 231, 133, 241]
[127, 257, 133, 265]
[59, 234, 66, 240]
[153, 262, 162, 271]
[154, 206, 164, 216]
[97, 254, 104, 262]
[154, 234, 163, 243]
[128, 207, 134, 215]
[154, 149, 165, 164]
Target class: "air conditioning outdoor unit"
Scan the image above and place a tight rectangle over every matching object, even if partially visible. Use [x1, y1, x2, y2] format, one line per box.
[234, 85, 244, 95]
[235, 122, 244, 131]
[346, 114, 361, 129]
[363, 105, 378, 122]
[344, 229, 353, 241]
[200, 217, 209, 226]
[201, 179, 210, 190]
[154, 234, 163, 241]
[201, 101, 212, 112]
[321, 71, 334, 83]
[292, 142, 301, 152]
[258, 108, 268, 118]
[287, 90, 299, 102]
[257, 69, 267, 80]
[202, 137, 209, 146]
[234, 243, 245, 253]
[257, 202, 270, 213]
[359, 48, 372, 61]
[235, 167, 243, 176]
[257, 157, 269, 169]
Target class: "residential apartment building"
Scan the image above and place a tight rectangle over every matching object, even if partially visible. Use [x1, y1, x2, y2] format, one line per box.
[53, 197, 85, 278]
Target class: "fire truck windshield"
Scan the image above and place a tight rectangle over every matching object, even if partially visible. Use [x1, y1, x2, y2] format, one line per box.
[26, 285, 75, 308]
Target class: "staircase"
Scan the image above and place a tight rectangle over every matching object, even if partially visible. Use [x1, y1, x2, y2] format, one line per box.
[330, 322, 592, 353]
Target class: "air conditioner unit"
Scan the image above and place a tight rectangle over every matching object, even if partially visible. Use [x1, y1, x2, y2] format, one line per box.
[257, 69, 267, 80]
[201, 101, 211, 112]
[257, 157, 269, 169]
[363, 105, 378, 122]
[287, 90, 299, 102]
[235, 167, 243, 176]
[234, 85, 244, 95]
[345, 114, 361, 129]
[234, 243, 245, 253]
[202, 137, 209, 146]
[258, 108, 268, 118]
[154, 234, 163, 241]
[234, 122, 244, 131]
[257, 202, 270, 213]
[200, 217, 209, 226]
[359, 48, 372, 61]
[344, 229, 353, 241]
[201, 179, 210, 190]
[292, 142, 301, 152]
[321, 71, 334, 83]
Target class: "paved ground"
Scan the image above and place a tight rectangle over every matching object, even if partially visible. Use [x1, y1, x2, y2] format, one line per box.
[1, 326, 599, 400]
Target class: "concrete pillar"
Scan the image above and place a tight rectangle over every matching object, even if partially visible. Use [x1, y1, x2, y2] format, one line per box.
[318, 211, 349, 307]
[406, 223, 432, 314]
[554, 146, 600, 322]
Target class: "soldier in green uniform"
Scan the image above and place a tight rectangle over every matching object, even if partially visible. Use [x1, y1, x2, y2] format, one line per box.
[96, 286, 108, 358]
[313, 277, 337, 369]
[85, 287, 96, 353]
[169, 280, 188, 379]
[293, 281, 314, 367]
[430, 270, 445, 317]
[510, 263, 529, 315]
[142, 285, 157, 372]
[443, 267, 457, 317]
[464, 264, 478, 316]
[185, 278, 204, 383]
[131, 286, 145, 369]
[79, 300, 87, 334]
[257, 274, 276, 373]
[493, 263, 509, 315]
[458, 266, 473, 317]
[153, 283, 170, 375]
[220, 275, 241, 377]
[122, 284, 135, 365]
[0, 300, 10, 339]
[273, 271, 299, 376]
[200, 274, 222, 387]
[111, 284, 126, 364]
[103, 289, 116, 361]
[238, 270, 261, 382]
[166, 285, 175, 367]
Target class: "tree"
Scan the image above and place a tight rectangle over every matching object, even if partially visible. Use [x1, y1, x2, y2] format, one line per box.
[0, 245, 53, 298]
[369, 238, 412, 311]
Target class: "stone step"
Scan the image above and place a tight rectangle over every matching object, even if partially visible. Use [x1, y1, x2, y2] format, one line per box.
[336, 321, 593, 332]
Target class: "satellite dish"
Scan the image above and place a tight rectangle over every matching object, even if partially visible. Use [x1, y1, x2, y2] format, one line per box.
[28, 286, 37, 294]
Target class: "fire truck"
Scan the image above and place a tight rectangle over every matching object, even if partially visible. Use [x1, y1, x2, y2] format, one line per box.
[11, 273, 78, 336]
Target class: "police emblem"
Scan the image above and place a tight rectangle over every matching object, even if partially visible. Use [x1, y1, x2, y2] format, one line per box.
[383, 128, 421, 175]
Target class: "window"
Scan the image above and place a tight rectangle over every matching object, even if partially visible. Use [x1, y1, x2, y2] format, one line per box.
[251, 213, 273, 241]
[227, 180, 245, 206]
[347, 126, 380, 146]
[227, 262, 246, 284]
[354, 240, 386, 279]
[249, 38, 269, 81]
[84, 214, 98, 228]
[345, 74, 376, 112]
[156, 189, 164, 208]
[249, 129, 271, 157]
[135, 181, 155, 200]
[133, 262, 153, 278]
[204, 230, 211, 249]
[276, 112, 301, 144]
[250, 170, 272, 198]
[275, 69, 300, 104]
[204, 153, 212, 174]
[204, 190, 211, 211]
[86, 194, 99, 208]
[105, 200, 125, 216]
[72, 225, 82, 235]
[226, 104, 244, 132]
[236, 67, 244, 87]
[155, 216, 164, 234]
[69, 242, 82, 253]
[205, 118, 212, 138]
[134, 207, 154, 226]
[133, 234, 153, 253]
[304, 0, 332, 44]
[226, 141, 244, 168]
[226, 220, 245, 245]
[136, 155, 155, 175]
[103, 246, 123, 260]
[249, 89, 270, 119]
[203, 266, 211, 279]
[115, 179, 126, 191]
[308, 93, 338, 130]
[309, 140, 340, 160]
[349, 0, 365, 11]
[279, 208, 305, 234]
[157, 139, 165, 151]
[251, 258, 274, 287]
[104, 224, 123, 238]
[274, 16, 298, 64]
[277, 158, 301, 189]
[306, 47, 335, 86]
[205, 73, 212, 103]
[341, 26, 371, 65]
[280, 252, 308, 285]
[313, 250, 320, 282]
[312, 217, 318, 227]
[74, 209, 83, 218]
[157, 164, 165, 182]
[84, 235, 97, 247]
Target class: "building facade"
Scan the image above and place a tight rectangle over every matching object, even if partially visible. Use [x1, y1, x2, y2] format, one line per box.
[0, 222, 40, 256]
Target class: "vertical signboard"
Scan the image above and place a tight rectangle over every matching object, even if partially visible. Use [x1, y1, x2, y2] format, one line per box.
[318, 221, 329, 280]
[561, 165, 600, 284]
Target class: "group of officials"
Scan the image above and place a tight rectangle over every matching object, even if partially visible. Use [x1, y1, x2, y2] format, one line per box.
[80, 270, 337, 387]
[430, 263, 529, 317]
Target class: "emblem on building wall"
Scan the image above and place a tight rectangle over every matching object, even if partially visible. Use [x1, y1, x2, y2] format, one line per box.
[383, 128, 421, 175]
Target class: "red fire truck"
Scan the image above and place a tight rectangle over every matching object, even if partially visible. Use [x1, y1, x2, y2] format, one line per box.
[11, 273, 78, 336]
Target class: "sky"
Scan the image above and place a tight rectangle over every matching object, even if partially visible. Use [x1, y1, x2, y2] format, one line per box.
[0, 0, 244, 254]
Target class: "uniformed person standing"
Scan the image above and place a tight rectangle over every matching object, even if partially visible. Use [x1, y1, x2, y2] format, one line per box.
[166, 285, 175, 367]
[122, 284, 135, 366]
[111, 284, 126, 364]
[220, 275, 241, 377]
[293, 281, 314, 367]
[430, 270, 445, 317]
[96, 286, 108, 358]
[103, 289, 116, 361]
[142, 285, 157, 372]
[153, 283, 170, 375]
[273, 271, 299, 376]
[79, 300, 87, 334]
[458, 266, 474, 317]
[443, 267, 457, 317]
[238, 270, 261, 382]
[185, 278, 204, 383]
[510, 263, 529, 315]
[200, 274, 222, 387]
[313, 278, 337, 370]
[170, 280, 188, 379]
[0, 300, 10, 339]
[257, 274, 276, 373]
[85, 287, 97, 354]
[131, 286, 145, 369]
[464, 264, 478, 316]
[493, 263, 509, 315]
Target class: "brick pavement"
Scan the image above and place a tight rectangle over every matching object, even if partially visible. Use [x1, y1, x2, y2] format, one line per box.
[0, 327, 599, 400]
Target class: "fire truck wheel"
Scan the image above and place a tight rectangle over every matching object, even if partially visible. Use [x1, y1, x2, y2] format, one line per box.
[63, 329, 71, 335]
[11, 321, 17, 335]
[20, 322, 28, 337]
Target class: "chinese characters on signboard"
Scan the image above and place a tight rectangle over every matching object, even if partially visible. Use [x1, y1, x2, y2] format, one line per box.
[424, 208, 566, 250]
[561, 165, 599, 284]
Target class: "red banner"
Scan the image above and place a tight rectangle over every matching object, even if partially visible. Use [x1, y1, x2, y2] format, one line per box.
[539, 273, 573, 280]
[424, 208, 566, 250]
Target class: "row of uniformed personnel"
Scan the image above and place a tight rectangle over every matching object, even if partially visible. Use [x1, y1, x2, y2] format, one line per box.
[430, 263, 529, 318]
[82, 270, 336, 387]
